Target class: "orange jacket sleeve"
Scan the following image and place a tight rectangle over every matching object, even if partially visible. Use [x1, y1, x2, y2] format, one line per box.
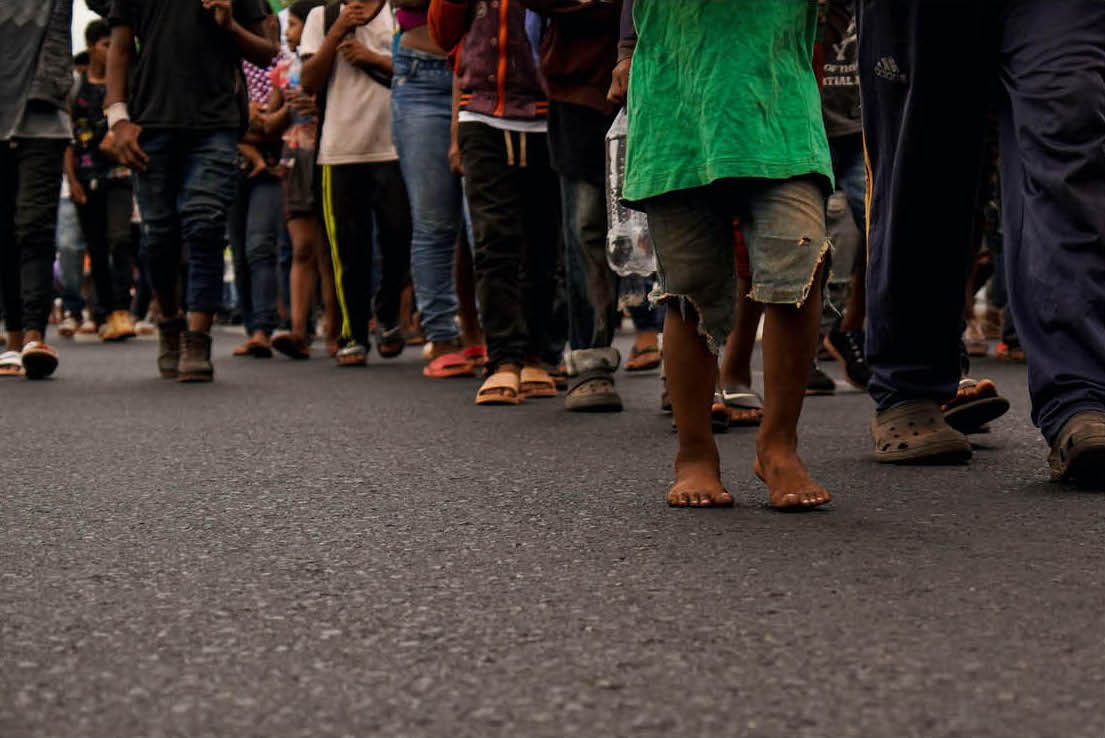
[428, 0, 469, 52]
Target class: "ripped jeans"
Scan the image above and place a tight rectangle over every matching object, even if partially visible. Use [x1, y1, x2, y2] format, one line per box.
[643, 176, 829, 352]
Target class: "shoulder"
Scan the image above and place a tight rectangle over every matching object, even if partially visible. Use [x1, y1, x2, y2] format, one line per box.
[233, 0, 269, 26]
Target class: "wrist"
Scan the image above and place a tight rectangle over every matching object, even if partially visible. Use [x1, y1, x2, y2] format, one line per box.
[105, 102, 130, 131]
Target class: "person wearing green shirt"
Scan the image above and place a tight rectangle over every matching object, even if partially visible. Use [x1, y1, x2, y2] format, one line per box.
[622, 0, 834, 511]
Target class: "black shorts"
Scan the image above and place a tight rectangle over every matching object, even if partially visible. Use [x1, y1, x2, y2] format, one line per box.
[282, 145, 318, 221]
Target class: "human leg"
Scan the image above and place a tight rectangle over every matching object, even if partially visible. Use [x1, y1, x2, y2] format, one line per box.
[391, 54, 463, 350]
[320, 163, 375, 351]
[366, 160, 413, 344]
[998, 0, 1105, 480]
[742, 176, 833, 508]
[176, 129, 239, 380]
[645, 184, 736, 506]
[856, 0, 996, 410]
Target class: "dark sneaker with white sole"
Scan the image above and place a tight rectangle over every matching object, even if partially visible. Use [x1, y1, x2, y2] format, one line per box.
[824, 325, 871, 389]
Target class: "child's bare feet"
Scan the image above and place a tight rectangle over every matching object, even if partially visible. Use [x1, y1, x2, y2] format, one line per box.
[753, 441, 830, 510]
[669, 442, 733, 507]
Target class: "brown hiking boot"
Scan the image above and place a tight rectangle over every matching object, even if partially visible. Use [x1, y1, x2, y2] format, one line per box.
[178, 330, 214, 383]
[157, 317, 186, 379]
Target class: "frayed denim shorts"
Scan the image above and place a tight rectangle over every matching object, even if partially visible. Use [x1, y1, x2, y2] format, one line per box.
[643, 176, 831, 352]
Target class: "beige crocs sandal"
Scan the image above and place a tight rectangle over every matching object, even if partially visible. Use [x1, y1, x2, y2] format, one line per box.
[476, 370, 522, 406]
[871, 400, 972, 464]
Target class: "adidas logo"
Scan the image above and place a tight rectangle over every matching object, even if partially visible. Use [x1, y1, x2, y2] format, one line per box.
[874, 56, 907, 83]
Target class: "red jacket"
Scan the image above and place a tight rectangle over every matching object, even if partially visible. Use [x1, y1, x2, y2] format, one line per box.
[518, 0, 621, 115]
[428, 0, 548, 120]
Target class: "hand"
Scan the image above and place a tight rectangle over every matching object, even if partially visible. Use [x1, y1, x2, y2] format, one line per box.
[69, 176, 87, 206]
[112, 120, 148, 171]
[448, 141, 463, 176]
[338, 39, 376, 68]
[334, 0, 385, 34]
[239, 144, 267, 178]
[201, 0, 233, 29]
[607, 57, 631, 105]
[288, 91, 318, 117]
[99, 130, 119, 161]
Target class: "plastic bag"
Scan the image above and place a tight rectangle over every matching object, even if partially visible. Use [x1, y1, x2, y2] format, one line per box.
[605, 108, 656, 277]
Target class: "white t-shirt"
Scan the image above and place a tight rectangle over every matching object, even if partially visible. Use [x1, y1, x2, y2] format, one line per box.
[300, 4, 397, 166]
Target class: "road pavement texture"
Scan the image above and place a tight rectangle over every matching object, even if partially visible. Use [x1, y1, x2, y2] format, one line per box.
[1, 328, 1102, 736]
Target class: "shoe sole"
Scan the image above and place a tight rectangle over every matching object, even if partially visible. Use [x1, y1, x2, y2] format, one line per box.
[875, 437, 973, 465]
[944, 396, 1011, 435]
[565, 394, 623, 412]
[178, 373, 213, 383]
[805, 387, 836, 396]
[822, 337, 869, 390]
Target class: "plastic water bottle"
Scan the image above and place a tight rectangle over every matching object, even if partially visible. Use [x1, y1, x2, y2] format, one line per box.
[287, 55, 308, 126]
[605, 108, 656, 277]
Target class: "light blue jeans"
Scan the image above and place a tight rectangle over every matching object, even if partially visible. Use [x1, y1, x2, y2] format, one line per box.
[391, 47, 463, 344]
[56, 195, 86, 315]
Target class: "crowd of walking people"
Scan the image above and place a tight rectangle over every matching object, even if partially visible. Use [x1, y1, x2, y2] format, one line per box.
[2, 0, 1102, 500]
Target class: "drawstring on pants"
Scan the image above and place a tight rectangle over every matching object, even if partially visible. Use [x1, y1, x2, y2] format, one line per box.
[502, 130, 529, 168]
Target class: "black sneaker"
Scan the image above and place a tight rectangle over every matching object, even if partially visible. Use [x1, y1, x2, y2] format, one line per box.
[805, 361, 836, 396]
[824, 325, 872, 389]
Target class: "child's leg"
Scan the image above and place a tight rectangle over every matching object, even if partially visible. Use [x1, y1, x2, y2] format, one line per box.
[663, 305, 730, 506]
[759, 272, 831, 508]
[644, 185, 736, 507]
[745, 176, 832, 509]
[718, 276, 762, 389]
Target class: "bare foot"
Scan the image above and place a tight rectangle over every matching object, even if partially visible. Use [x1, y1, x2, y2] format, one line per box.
[753, 442, 830, 511]
[669, 442, 733, 507]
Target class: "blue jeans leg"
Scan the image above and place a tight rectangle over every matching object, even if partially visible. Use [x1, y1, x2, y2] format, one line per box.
[562, 175, 619, 350]
[392, 49, 462, 344]
[229, 173, 281, 335]
[181, 131, 239, 315]
[136, 130, 238, 317]
[57, 196, 85, 315]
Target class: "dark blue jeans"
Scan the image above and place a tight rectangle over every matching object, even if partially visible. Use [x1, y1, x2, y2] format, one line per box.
[134, 129, 238, 316]
[228, 171, 281, 335]
[859, 0, 1105, 443]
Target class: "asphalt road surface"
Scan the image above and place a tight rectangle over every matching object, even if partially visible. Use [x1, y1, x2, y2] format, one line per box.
[1, 328, 1102, 736]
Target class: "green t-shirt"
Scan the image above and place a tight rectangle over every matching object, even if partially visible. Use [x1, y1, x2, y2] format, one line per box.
[624, 0, 834, 203]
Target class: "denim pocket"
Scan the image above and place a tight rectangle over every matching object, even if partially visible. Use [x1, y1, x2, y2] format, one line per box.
[393, 58, 420, 87]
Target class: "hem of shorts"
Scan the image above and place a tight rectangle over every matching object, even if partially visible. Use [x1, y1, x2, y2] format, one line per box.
[648, 291, 734, 356]
[316, 152, 399, 166]
[746, 238, 832, 310]
[623, 157, 834, 207]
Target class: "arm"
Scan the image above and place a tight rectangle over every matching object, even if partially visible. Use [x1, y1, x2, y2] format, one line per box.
[448, 67, 463, 175]
[201, 1, 279, 68]
[338, 40, 393, 76]
[608, 0, 633, 104]
[428, 0, 469, 51]
[301, 2, 385, 93]
[104, 24, 148, 170]
[64, 146, 87, 205]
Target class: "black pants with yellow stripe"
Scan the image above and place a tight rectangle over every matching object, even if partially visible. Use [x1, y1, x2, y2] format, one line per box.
[320, 160, 412, 348]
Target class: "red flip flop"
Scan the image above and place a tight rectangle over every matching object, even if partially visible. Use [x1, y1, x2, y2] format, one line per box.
[462, 345, 488, 366]
[423, 352, 476, 378]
